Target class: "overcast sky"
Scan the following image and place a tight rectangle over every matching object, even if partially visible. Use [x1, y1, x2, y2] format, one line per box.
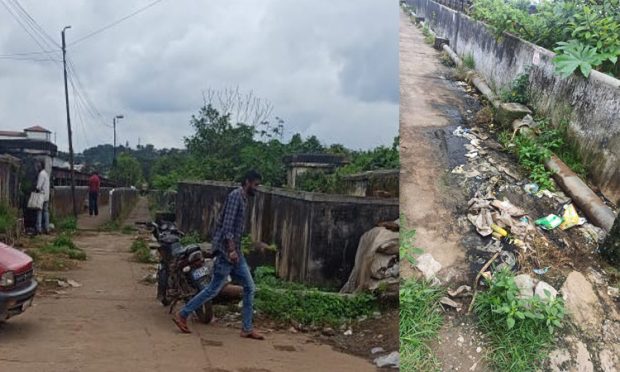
[0, 0, 398, 152]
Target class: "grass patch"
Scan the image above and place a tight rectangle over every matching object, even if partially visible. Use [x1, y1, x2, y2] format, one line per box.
[0, 202, 17, 235]
[474, 269, 565, 371]
[500, 71, 530, 105]
[463, 53, 476, 69]
[121, 224, 137, 235]
[254, 266, 376, 327]
[440, 51, 456, 67]
[56, 216, 78, 233]
[180, 231, 202, 246]
[27, 233, 86, 270]
[400, 280, 445, 371]
[99, 219, 121, 232]
[500, 118, 588, 190]
[130, 237, 156, 263]
[422, 24, 435, 45]
[400, 214, 423, 265]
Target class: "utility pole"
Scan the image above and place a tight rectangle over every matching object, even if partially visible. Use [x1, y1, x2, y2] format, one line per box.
[112, 115, 124, 166]
[62, 26, 77, 218]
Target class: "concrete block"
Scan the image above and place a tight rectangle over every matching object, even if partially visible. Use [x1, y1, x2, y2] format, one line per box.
[495, 102, 532, 129]
[415, 16, 425, 23]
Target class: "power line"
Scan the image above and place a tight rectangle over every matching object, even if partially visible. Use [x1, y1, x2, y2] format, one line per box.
[0, 55, 61, 62]
[0, 0, 59, 64]
[7, 0, 60, 48]
[0, 50, 59, 57]
[66, 59, 113, 129]
[69, 0, 164, 46]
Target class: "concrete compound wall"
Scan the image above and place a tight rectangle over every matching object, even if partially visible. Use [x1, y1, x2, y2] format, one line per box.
[406, 0, 620, 205]
[176, 181, 399, 288]
[110, 188, 139, 221]
[52, 186, 112, 219]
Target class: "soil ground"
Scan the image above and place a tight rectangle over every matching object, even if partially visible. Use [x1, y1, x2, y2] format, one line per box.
[0, 197, 378, 372]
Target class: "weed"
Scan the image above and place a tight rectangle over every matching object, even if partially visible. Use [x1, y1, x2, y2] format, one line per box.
[463, 53, 476, 69]
[130, 238, 156, 263]
[240, 235, 278, 255]
[180, 231, 201, 246]
[440, 51, 456, 67]
[474, 268, 565, 371]
[100, 220, 121, 232]
[254, 266, 376, 327]
[39, 233, 87, 261]
[422, 25, 436, 45]
[121, 225, 137, 235]
[400, 280, 444, 371]
[500, 71, 531, 105]
[0, 202, 17, 235]
[56, 217, 77, 233]
[400, 214, 423, 265]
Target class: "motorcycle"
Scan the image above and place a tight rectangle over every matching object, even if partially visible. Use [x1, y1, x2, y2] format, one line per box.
[138, 220, 241, 324]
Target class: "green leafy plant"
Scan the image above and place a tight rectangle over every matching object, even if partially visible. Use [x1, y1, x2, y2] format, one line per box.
[56, 216, 78, 233]
[463, 53, 476, 69]
[400, 214, 424, 265]
[254, 266, 376, 326]
[500, 71, 530, 104]
[0, 202, 17, 235]
[400, 280, 444, 371]
[475, 268, 565, 371]
[553, 40, 608, 78]
[130, 238, 155, 263]
[40, 233, 87, 261]
[180, 231, 202, 246]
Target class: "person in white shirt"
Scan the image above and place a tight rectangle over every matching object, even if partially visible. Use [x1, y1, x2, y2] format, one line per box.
[35, 160, 50, 234]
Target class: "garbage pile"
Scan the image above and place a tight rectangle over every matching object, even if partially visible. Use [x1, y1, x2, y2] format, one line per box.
[340, 221, 399, 296]
[451, 125, 608, 272]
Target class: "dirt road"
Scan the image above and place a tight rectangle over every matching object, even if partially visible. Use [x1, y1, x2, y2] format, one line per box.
[0, 198, 375, 372]
[399, 9, 473, 280]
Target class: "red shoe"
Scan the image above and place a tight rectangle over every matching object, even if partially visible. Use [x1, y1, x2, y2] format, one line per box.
[172, 313, 191, 334]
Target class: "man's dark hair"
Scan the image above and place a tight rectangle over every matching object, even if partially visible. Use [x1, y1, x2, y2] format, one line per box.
[242, 170, 262, 185]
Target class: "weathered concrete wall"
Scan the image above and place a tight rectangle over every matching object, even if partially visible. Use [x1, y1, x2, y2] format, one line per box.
[110, 188, 139, 220]
[406, 0, 620, 205]
[176, 181, 399, 288]
[52, 186, 112, 219]
[343, 170, 399, 198]
[0, 155, 20, 207]
[148, 190, 176, 213]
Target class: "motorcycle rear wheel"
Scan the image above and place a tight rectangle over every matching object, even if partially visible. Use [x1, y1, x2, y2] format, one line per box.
[194, 302, 213, 324]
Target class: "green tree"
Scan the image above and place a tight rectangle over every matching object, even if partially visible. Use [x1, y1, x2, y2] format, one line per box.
[109, 153, 143, 186]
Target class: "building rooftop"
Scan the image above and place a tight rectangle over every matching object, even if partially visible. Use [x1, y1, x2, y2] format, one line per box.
[282, 153, 347, 165]
[24, 125, 51, 133]
[0, 130, 26, 138]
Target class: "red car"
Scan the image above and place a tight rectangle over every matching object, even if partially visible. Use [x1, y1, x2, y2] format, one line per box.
[0, 243, 37, 320]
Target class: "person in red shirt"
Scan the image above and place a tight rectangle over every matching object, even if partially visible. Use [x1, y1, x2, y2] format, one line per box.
[88, 171, 101, 216]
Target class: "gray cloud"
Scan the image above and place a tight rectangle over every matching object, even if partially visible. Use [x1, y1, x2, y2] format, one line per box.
[0, 0, 398, 152]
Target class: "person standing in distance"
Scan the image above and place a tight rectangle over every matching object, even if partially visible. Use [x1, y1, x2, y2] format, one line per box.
[35, 160, 50, 234]
[88, 171, 101, 216]
[173, 170, 265, 340]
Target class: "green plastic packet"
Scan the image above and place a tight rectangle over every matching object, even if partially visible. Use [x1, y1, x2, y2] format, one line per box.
[535, 214, 563, 230]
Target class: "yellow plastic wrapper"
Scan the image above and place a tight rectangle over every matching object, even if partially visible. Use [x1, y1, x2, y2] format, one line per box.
[559, 204, 580, 230]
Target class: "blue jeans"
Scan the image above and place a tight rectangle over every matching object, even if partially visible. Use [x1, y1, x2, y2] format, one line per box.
[180, 254, 256, 332]
[36, 201, 49, 233]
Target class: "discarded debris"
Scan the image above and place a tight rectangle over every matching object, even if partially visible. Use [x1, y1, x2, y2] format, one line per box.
[559, 204, 585, 230]
[533, 267, 550, 275]
[374, 351, 399, 369]
[371, 347, 385, 355]
[66, 279, 82, 288]
[344, 329, 353, 336]
[440, 296, 462, 310]
[535, 214, 563, 230]
[524, 183, 539, 195]
[448, 285, 472, 298]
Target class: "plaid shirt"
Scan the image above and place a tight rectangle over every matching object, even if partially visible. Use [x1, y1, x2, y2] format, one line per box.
[213, 187, 247, 253]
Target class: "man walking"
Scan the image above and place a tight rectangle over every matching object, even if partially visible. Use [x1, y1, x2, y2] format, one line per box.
[173, 170, 264, 340]
[35, 161, 50, 235]
[88, 171, 101, 216]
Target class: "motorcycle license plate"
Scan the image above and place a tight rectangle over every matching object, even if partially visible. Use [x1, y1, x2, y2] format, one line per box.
[191, 266, 209, 280]
[21, 298, 32, 311]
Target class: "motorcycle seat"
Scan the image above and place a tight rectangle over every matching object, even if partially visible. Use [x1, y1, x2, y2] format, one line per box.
[172, 243, 202, 257]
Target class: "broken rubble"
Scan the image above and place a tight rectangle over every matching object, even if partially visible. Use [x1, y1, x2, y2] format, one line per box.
[561, 271, 605, 336]
[414, 253, 442, 280]
[374, 351, 399, 369]
[495, 102, 532, 129]
[514, 274, 535, 300]
[534, 281, 558, 302]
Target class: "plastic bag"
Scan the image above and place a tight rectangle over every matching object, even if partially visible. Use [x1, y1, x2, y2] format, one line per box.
[559, 204, 584, 230]
[27, 192, 44, 210]
[535, 214, 563, 230]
